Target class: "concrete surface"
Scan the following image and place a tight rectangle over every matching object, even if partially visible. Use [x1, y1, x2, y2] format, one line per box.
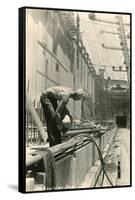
[94, 128, 130, 188]
[79, 128, 117, 188]
[116, 128, 130, 186]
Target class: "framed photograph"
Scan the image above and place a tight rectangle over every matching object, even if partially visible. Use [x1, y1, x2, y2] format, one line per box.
[19, 7, 131, 193]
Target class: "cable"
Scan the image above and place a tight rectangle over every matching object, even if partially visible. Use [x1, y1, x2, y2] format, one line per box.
[101, 170, 105, 186]
[93, 167, 104, 187]
[72, 133, 113, 186]
[88, 134, 113, 186]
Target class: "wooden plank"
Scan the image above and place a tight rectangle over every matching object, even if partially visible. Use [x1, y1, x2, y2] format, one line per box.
[26, 94, 47, 143]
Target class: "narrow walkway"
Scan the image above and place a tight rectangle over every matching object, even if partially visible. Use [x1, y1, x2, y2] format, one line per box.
[79, 128, 131, 188]
[116, 128, 131, 186]
[97, 128, 131, 187]
[98, 128, 131, 187]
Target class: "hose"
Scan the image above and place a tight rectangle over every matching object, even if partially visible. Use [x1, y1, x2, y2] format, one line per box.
[72, 133, 113, 187]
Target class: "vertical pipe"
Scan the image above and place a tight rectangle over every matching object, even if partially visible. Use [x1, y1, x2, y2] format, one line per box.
[117, 160, 121, 179]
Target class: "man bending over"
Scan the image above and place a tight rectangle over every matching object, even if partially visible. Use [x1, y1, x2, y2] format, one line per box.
[40, 86, 85, 147]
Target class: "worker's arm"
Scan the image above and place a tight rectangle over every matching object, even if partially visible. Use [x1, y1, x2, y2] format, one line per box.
[68, 113, 73, 126]
[54, 97, 69, 116]
[53, 98, 69, 131]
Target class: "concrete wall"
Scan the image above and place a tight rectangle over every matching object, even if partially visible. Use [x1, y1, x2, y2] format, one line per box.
[54, 129, 114, 188]
[26, 128, 116, 191]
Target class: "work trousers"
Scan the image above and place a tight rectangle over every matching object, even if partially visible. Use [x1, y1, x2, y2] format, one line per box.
[40, 94, 61, 147]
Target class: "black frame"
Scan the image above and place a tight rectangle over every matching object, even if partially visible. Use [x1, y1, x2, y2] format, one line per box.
[19, 6, 132, 193]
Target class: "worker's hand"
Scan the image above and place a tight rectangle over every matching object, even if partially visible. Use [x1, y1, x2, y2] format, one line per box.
[62, 115, 71, 129]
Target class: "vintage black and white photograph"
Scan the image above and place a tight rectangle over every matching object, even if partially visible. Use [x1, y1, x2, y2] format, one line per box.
[19, 7, 131, 193]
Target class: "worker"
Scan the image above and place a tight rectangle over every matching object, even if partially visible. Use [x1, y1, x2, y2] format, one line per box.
[40, 86, 86, 147]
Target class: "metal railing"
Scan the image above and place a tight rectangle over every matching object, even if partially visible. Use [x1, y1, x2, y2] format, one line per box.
[26, 100, 46, 147]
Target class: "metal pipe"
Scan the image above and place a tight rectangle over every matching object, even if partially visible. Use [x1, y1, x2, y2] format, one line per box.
[26, 137, 80, 168]
[69, 126, 96, 130]
[26, 136, 91, 168]
[64, 128, 100, 137]
[26, 128, 105, 168]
